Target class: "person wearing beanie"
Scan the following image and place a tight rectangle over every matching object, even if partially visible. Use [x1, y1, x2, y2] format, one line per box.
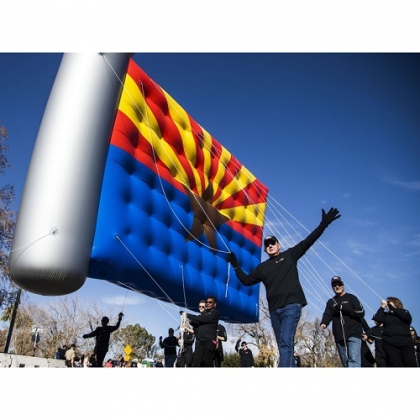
[235, 339, 254, 367]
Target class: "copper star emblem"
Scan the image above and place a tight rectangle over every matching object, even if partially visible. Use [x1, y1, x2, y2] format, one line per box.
[184, 183, 229, 251]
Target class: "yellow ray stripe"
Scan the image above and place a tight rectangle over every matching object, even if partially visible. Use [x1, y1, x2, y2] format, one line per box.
[213, 166, 257, 206]
[220, 203, 267, 227]
[200, 128, 213, 188]
[119, 75, 191, 187]
[163, 90, 204, 194]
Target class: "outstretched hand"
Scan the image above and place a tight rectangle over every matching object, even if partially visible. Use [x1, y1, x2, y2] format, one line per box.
[321, 208, 341, 228]
[227, 251, 239, 268]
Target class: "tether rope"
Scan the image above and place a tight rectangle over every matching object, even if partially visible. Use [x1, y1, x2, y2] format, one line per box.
[104, 55, 385, 320]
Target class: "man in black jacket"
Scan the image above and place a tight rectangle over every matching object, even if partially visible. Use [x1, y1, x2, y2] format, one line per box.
[183, 296, 219, 367]
[320, 276, 365, 367]
[228, 208, 340, 367]
[368, 318, 388, 367]
[214, 323, 228, 367]
[83, 312, 123, 367]
[159, 328, 179, 368]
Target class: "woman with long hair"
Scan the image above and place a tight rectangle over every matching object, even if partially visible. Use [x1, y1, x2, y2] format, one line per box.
[373, 297, 417, 367]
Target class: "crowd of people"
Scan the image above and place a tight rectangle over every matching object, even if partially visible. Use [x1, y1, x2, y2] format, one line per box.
[159, 296, 239, 367]
[55, 207, 418, 368]
[228, 207, 419, 368]
[320, 276, 419, 367]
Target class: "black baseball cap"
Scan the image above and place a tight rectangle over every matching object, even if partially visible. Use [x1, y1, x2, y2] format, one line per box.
[331, 276, 344, 285]
[264, 236, 279, 247]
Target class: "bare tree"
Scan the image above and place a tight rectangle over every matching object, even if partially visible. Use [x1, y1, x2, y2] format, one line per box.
[3, 296, 125, 358]
[0, 123, 18, 311]
[228, 292, 279, 367]
[294, 313, 341, 367]
[228, 292, 342, 367]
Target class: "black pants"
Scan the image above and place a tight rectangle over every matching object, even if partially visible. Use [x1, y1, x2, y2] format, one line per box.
[176, 346, 193, 367]
[192, 340, 216, 367]
[214, 349, 224, 367]
[95, 348, 108, 368]
[373, 342, 388, 367]
[383, 343, 417, 367]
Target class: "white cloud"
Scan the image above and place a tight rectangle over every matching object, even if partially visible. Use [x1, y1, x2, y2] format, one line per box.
[386, 178, 420, 191]
[101, 294, 146, 306]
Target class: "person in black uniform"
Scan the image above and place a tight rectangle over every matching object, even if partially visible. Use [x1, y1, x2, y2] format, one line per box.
[214, 323, 228, 367]
[361, 317, 375, 367]
[235, 340, 254, 367]
[368, 317, 388, 367]
[228, 208, 341, 367]
[159, 328, 179, 368]
[183, 296, 219, 367]
[176, 326, 195, 367]
[83, 312, 123, 367]
[373, 297, 417, 367]
[410, 326, 420, 367]
[320, 276, 365, 367]
[189, 300, 206, 367]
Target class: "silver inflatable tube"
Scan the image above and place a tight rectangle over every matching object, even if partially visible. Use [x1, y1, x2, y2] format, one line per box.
[9, 53, 132, 295]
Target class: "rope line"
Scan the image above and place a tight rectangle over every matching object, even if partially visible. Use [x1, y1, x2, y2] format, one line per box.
[104, 55, 385, 321]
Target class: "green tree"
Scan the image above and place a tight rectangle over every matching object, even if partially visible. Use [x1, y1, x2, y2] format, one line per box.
[113, 323, 156, 360]
[221, 351, 241, 367]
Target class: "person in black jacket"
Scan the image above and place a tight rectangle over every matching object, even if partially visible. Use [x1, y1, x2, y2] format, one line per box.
[368, 318, 388, 367]
[373, 297, 417, 367]
[320, 276, 365, 367]
[410, 326, 420, 367]
[361, 317, 375, 367]
[83, 312, 123, 367]
[159, 328, 179, 368]
[183, 296, 219, 367]
[214, 323, 228, 367]
[228, 208, 340, 367]
[176, 327, 195, 367]
[235, 340, 254, 367]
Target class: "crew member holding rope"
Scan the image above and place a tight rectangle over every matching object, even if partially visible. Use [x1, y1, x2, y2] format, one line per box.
[182, 296, 219, 367]
[228, 207, 341, 367]
[320, 276, 365, 367]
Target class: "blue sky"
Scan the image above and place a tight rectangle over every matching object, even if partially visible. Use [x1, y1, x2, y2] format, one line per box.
[1, 53, 419, 351]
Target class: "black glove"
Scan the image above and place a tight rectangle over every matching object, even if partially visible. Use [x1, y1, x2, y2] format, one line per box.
[179, 311, 184, 315]
[118, 312, 124, 319]
[320, 208, 341, 228]
[227, 251, 239, 268]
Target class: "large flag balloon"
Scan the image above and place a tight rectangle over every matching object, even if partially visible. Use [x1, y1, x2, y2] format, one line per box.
[10, 54, 269, 323]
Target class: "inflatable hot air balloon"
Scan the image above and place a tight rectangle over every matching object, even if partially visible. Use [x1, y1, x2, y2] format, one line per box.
[9, 54, 269, 323]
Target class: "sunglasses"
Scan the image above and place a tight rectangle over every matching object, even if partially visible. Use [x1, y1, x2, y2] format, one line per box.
[265, 240, 277, 247]
[198, 306, 205, 309]
[206, 301, 215, 304]
[332, 283, 343, 288]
